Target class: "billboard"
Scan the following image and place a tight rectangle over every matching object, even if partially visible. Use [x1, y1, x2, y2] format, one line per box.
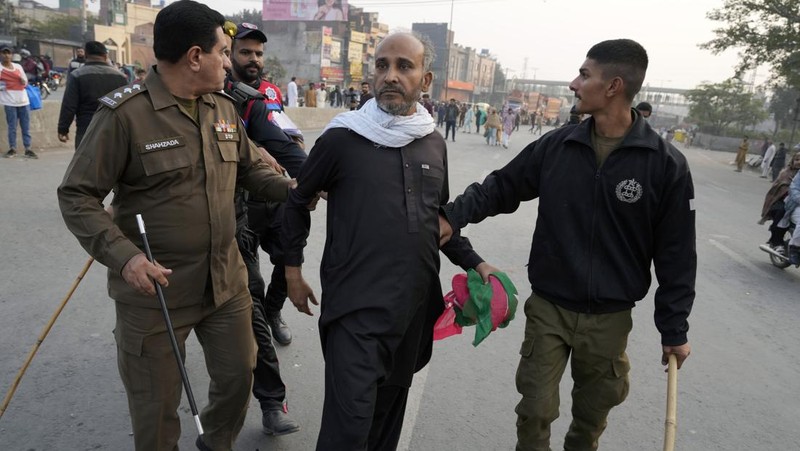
[263, 0, 349, 21]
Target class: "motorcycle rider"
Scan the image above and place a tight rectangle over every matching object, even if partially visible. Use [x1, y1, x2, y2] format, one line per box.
[780, 160, 800, 265]
[760, 152, 800, 251]
[20, 50, 44, 86]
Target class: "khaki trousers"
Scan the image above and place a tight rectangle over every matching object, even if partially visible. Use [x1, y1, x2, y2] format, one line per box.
[735, 148, 748, 171]
[515, 294, 632, 451]
[114, 290, 256, 451]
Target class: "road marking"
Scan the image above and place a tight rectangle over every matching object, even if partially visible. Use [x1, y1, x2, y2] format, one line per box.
[708, 238, 773, 280]
[398, 364, 430, 450]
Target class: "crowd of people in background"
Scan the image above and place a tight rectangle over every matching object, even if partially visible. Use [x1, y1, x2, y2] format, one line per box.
[408, 98, 565, 150]
[0, 41, 153, 160]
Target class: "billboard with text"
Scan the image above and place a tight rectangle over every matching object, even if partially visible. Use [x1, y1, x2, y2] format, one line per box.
[263, 0, 349, 21]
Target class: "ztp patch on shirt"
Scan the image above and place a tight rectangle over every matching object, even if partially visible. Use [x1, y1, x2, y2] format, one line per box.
[141, 136, 185, 153]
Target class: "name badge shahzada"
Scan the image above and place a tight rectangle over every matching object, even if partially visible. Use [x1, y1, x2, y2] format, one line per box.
[214, 119, 240, 142]
[141, 136, 186, 153]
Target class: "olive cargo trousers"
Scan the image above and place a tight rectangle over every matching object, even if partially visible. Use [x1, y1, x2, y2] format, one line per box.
[515, 294, 632, 451]
[114, 291, 256, 451]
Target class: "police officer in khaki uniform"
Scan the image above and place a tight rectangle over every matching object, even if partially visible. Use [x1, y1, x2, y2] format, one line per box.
[56, 2, 293, 450]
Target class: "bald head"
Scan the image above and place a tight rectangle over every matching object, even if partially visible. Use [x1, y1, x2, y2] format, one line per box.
[373, 32, 434, 116]
[377, 32, 436, 72]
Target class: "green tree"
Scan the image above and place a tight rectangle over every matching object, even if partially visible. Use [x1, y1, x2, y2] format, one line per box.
[702, 0, 800, 88]
[29, 14, 99, 40]
[263, 55, 286, 84]
[226, 9, 262, 27]
[768, 85, 800, 134]
[686, 78, 768, 135]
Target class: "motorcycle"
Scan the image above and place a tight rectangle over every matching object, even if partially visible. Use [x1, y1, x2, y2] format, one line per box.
[33, 80, 50, 100]
[46, 71, 62, 92]
[759, 224, 797, 269]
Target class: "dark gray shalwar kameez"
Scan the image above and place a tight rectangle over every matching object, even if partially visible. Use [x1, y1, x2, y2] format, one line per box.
[283, 128, 482, 450]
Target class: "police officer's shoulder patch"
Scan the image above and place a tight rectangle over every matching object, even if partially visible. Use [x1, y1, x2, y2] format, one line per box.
[99, 82, 148, 110]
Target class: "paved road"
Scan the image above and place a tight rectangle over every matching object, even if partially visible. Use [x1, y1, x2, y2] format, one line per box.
[1, 125, 798, 450]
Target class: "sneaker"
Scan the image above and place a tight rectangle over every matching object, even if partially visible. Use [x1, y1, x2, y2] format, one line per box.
[789, 246, 800, 266]
[24, 149, 38, 159]
[262, 407, 300, 436]
[4, 149, 16, 158]
[266, 311, 292, 345]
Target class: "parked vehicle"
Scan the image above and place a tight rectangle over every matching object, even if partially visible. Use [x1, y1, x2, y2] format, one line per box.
[46, 70, 62, 92]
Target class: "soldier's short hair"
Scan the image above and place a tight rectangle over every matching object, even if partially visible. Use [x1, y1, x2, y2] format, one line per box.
[586, 39, 648, 100]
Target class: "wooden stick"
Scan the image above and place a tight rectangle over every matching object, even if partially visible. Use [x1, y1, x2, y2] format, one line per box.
[0, 257, 94, 419]
[663, 353, 678, 451]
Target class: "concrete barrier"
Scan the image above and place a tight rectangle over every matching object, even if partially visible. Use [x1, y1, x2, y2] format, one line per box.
[0, 101, 73, 150]
[0, 100, 344, 152]
[283, 106, 344, 132]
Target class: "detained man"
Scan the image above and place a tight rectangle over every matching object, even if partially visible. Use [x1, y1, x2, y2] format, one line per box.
[281, 32, 494, 450]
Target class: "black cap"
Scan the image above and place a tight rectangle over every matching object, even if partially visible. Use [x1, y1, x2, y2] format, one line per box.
[235, 22, 267, 43]
[0, 44, 12, 52]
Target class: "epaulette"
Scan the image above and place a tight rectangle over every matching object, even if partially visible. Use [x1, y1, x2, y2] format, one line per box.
[213, 90, 237, 103]
[98, 82, 148, 110]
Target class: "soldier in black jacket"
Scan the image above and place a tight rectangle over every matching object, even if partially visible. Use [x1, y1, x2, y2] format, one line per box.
[440, 39, 696, 451]
[57, 41, 128, 147]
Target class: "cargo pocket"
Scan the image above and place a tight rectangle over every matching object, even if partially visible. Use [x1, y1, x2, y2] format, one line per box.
[113, 326, 152, 400]
[515, 336, 537, 395]
[594, 355, 631, 411]
[519, 336, 535, 357]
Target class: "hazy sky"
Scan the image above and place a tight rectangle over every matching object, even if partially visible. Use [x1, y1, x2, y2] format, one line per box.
[48, 0, 762, 90]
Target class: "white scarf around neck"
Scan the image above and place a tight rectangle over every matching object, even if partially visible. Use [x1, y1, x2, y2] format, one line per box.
[323, 97, 435, 148]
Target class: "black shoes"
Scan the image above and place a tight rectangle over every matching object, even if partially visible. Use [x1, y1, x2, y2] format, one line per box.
[267, 312, 292, 345]
[3, 149, 37, 159]
[196, 436, 213, 451]
[262, 407, 300, 436]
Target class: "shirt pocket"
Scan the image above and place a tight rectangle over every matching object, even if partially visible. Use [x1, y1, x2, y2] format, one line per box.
[137, 143, 192, 176]
[216, 141, 240, 192]
[217, 141, 240, 163]
[421, 165, 444, 209]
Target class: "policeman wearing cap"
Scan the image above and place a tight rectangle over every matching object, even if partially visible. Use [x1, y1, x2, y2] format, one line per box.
[222, 21, 306, 436]
[57, 2, 293, 450]
[57, 41, 128, 147]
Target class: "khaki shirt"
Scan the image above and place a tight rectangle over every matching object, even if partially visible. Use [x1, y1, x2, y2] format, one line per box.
[57, 68, 291, 309]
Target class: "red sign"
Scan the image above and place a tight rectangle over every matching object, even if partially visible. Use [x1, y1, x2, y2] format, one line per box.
[321, 66, 344, 82]
[446, 79, 475, 91]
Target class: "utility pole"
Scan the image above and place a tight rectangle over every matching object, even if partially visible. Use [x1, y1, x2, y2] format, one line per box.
[442, 0, 454, 101]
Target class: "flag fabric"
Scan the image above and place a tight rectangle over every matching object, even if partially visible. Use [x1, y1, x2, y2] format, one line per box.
[433, 269, 518, 346]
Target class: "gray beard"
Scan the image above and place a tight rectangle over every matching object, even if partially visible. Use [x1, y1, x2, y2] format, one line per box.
[377, 99, 415, 116]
